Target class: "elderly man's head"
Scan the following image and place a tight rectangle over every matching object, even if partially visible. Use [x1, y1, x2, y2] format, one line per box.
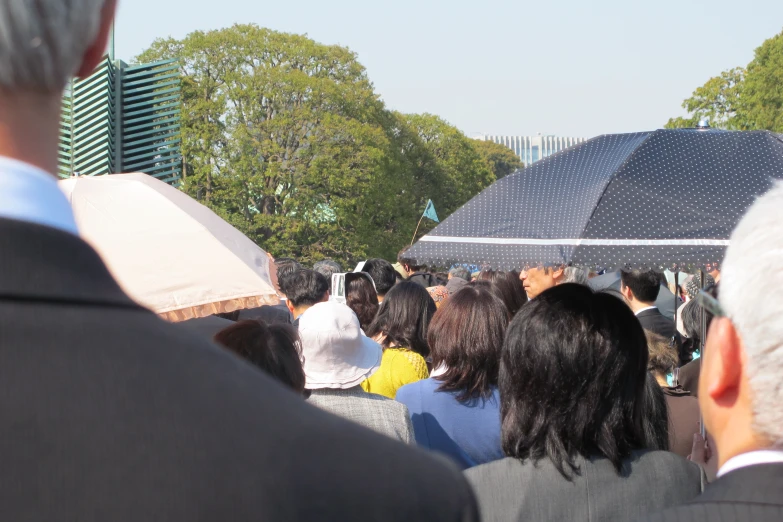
[702, 182, 783, 467]
[0, 1, 116, 174]
[0, 1, 116, 92]
[448, 266, 471, 282]
[519, 265, 586, 299]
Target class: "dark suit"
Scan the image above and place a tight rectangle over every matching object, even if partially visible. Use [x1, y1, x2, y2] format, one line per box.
[465, 450, 704, 522]
[662, 387, 701, 458]
[678, 358, 701, 397]
[408, 271, 437, 288]
[237, 303, 292, 324]
[0, 218, 478, 522]
[180, 314, 235, 339]
[637, 307, 678, 340]
[642, 464, 783, 522]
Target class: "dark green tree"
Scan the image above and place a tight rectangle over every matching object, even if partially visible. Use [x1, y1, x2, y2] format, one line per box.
[390, 113, 496, 241]
[664, 68, 745, 129]
[472, 139, 524, 179]
[741, 29, 783, 132]
[137, 25, 402, 265]
[665, 29, 783, 133]
[137, 25, 497, 264]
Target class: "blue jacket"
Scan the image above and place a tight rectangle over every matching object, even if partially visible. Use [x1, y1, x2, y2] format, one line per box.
[396, 378, 504, 470]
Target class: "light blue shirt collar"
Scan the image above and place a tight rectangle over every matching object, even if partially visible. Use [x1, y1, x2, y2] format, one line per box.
[0, 156, 78, 235]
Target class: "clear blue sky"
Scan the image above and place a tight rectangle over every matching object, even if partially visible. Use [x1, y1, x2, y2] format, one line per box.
[115, 0, 783, 138]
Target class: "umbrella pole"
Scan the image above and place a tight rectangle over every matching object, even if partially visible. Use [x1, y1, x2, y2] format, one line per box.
[673, 271, 679, 322]
[699, 268, 708, 437]
[410, 216, 425, 246]
[699, 269, 708, 353]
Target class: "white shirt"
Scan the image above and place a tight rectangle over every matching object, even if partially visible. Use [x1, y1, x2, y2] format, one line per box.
[0, 156, 78, 235]
[718, 450, 783, 478]
[634, 305, 658, 316]
[430, 365, 448, 378]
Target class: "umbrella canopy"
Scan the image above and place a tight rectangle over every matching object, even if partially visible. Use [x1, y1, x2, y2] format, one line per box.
[408, 129, 783, 270]
[60, 174, 278, 321]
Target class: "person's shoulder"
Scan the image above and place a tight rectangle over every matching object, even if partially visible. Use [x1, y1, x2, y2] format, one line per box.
[396, 378, 440, 406]
[465, 457, 527, 485]
[395, 378, 426, 399]
[637, 501, 781, 522]
[628, 449, 703, 482]
[638, 503, 709, 522]
[360, 390, 408, 412]
[680, 358, 701, 375]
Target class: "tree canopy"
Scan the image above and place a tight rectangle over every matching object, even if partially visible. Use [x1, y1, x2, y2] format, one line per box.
[473, 139, 524, 179]
[666, 29, 783, 132]
[137, 25, 497, 265]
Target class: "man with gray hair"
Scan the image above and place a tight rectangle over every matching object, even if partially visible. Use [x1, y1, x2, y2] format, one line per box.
[0, 3, 478, 521]
[644, 183, 783, 522]
[520, 264, 587, 299]
[446, 265, 471, 295]
[313, 258, 342, 293]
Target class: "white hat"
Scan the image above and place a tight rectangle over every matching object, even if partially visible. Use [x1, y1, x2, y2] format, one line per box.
[299, 301, 382, 390]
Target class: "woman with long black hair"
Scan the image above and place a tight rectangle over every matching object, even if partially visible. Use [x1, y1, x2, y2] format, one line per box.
[465, 283, 704, 522]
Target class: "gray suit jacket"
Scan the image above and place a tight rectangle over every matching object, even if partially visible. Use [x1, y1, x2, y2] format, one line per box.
[642, 463, 783, 522]
[465, 450, 705, 522]
[308, 387, 414, 444]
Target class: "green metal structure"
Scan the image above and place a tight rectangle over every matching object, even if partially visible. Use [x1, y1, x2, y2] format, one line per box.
[59, 57, 182, 184]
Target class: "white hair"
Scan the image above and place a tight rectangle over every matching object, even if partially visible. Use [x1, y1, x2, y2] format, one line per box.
[721, 181, 783, 444]
[562, 266, 588, 285]
[0, 0, 106, 91]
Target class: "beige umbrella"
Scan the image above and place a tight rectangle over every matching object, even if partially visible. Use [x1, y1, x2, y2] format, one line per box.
[59, 173, 279, 321]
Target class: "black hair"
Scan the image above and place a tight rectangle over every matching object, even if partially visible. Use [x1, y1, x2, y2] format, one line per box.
[346, 273, 379, 330]
[276, 258, 302, 296]
[641, 372, 670, 451]
[397, 246, 424, 271]
[501, 283, 649, 479]
[214, 320, 305, 393]
[362, 258, 397, 296]
[366, 281, 436, 357]
[620, 269, 662, 303]
[476, 270, 528, 317]
[429, 284, 509, 402]
[313, 260, 342, 284]
[285, 269, 329, 307]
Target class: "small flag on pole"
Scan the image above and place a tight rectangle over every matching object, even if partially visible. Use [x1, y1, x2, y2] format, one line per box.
[423, 199, 439, 223]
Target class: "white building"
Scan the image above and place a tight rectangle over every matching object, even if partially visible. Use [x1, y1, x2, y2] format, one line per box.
[475, 134, 586, 166]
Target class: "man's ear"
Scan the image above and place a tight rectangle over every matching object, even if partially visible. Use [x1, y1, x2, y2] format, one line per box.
[76, 0, 118, 78]
[285, 300, 295, 315]
[552, 267, 565, 282]
[621, 283, 633, 301]
[705, 317, 744, 402]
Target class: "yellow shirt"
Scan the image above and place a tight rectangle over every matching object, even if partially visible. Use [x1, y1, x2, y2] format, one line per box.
[361, 348, 429, 399]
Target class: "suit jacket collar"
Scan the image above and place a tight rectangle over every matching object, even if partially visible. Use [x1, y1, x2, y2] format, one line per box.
[636, 307, 662, 319]
[697, 463, 783, 505]
[0, 217, 140, 310]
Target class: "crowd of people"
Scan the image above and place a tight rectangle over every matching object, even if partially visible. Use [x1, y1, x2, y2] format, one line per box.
[203, 247, 724, 520]
[1, 2, 782, 521]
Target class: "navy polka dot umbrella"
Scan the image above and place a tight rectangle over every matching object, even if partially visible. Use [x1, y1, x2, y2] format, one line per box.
[407, 129, 783, 271]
